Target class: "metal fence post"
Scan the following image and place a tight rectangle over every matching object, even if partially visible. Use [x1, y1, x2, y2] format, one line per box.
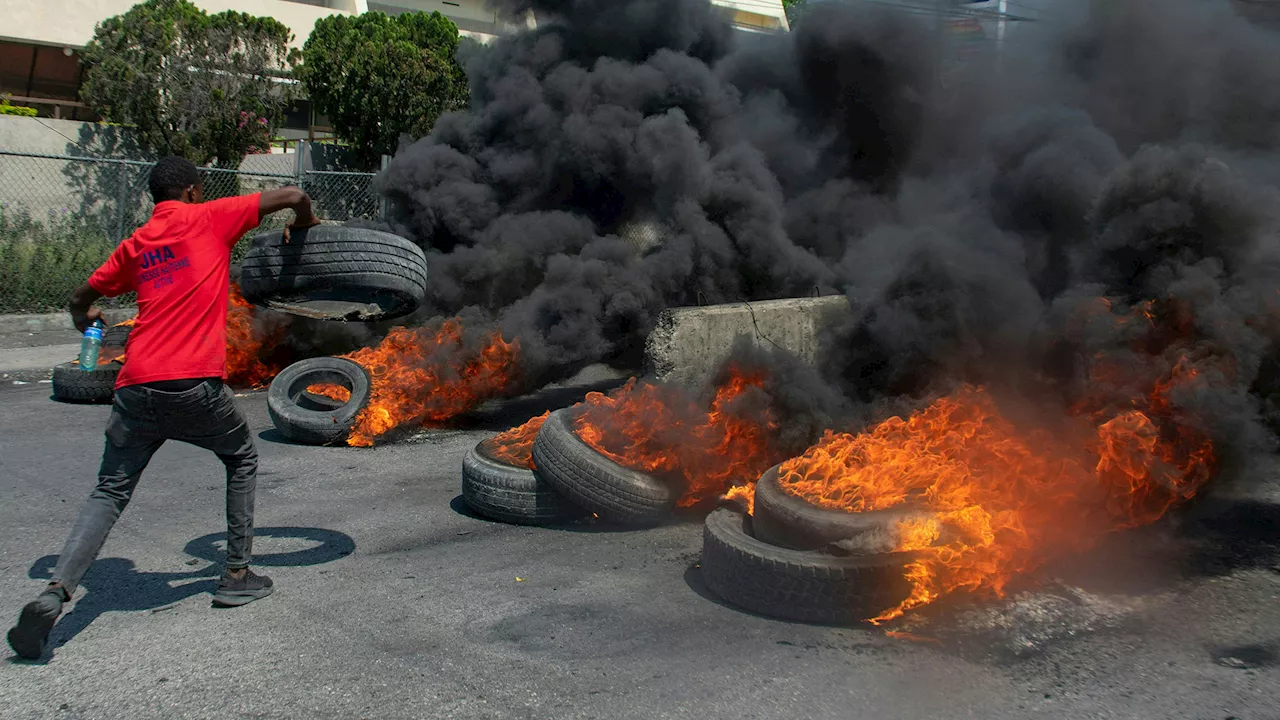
[379, 154, 391, 222]
[296, 142, 310, 186]
[114, 162, 129, 241]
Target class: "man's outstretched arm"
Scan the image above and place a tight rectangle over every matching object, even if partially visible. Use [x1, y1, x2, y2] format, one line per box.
[258, 187, 318, 226]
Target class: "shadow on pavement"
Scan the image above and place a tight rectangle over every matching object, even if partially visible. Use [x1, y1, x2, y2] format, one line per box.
[48, 396, 113, 406]
[448, 494, 489, 523]
[256, 428, 334, 447]
[183, 526, 356, 567]
[13, 526, 356, 662]
[25, 555, 219, 659]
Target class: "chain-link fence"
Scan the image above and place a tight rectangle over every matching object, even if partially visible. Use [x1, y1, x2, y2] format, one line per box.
[0, 150, 381, 313]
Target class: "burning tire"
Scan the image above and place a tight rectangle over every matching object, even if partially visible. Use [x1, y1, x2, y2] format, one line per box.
[103, 322, 132, 348]
[462, 441, 585, 525]
[51, 361, 119, 404]
[700, 508, 913, 625]
[751, 465, 925, 553]
[239, 225, 428, 322]
[267, 357, 371, 445]
[531, 409, 676, 524]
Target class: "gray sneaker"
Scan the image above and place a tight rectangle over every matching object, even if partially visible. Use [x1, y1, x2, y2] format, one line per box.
[7, 589, 65, 660]
[212, 568, 274, 607]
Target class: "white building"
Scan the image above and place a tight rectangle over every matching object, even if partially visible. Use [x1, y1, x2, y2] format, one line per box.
[0, 0, 789, 125]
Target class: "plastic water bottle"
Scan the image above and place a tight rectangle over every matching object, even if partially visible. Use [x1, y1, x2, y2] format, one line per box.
[79, 320, 105, 371]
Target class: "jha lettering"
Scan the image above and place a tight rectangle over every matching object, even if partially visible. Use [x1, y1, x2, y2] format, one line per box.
[139, 246, 177, 269]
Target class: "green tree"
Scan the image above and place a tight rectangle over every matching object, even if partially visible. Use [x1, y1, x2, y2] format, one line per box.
[298, 11, 469, 166]
[80, 0, 298, 168]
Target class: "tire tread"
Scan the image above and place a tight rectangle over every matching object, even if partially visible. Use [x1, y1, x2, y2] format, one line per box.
[531, 409, 674, 524]
[462, 444, 584, 525]
[700, 508, 913, 624]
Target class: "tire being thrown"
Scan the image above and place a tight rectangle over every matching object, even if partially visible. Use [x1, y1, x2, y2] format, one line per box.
[530, 409, 675, 524]
[239, 225, 428, 322]
[462, 441, 585, 525]
[51, 361, 119, 404]
[752, 465, 928, 553]
[267, 357, 371, 445]
[700, 508, 914, 625]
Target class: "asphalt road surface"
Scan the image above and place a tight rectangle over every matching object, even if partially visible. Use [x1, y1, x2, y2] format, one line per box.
[0, 369, 1277, 720]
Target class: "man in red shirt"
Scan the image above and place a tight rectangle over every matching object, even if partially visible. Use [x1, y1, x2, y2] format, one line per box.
[7, 156, 318, 660]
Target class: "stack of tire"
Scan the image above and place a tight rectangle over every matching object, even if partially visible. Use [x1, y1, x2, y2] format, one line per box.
[461, 408, 676, 526]
[464, 408, 921, 625]
[251, 226, 427, 445]
[699, 465, 922, 624]
[51, 322, 132, 403]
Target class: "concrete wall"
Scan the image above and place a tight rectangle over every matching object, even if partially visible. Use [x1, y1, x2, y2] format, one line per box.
[0, 115, 144, 157]
[0, 115, 148, 225]
[0, 116, 366, 228]
[643, 295, 852, 390]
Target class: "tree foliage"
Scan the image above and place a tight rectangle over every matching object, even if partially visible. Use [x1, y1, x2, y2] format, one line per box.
[298, 11, 469, 166]
[80, 0, 298, 168]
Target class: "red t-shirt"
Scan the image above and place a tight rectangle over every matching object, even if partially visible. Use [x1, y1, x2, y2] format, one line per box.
[89, 194, 261, 388]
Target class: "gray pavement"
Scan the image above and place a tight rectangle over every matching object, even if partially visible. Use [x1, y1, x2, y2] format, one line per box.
[0, 330, 82, 351]
[0, 372, 1277, 719]
[0, 344, 80, 374]
[0, 325, 85, 385]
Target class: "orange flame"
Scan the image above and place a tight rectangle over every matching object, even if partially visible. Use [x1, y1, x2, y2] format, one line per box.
[480, 412, 550, 469]
[572, 367, 781, 507]
[776, 366, 1215, 624]
[722, 484, 755, 514]
[225, 284, 290, 388]
[306, 383, 351, 403]
[340, 321, 519, 447]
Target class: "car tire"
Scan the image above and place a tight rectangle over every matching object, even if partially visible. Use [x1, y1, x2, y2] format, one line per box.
[530, 409, 676, 524]
[751, 465, 926, 553]
[267, 357, 371, 445]
[462, 441, 585, 525]
[239, 225, 428, 322]
[51, 361, 118, 403]
[103, 322, 133, 348]
[700, 508, 914, 625]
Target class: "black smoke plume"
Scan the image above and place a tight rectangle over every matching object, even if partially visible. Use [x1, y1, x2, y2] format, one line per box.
[364, 0, 1279, 465]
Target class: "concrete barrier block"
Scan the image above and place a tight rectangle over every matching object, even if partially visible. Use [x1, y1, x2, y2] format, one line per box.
[643, 295, 852, 389]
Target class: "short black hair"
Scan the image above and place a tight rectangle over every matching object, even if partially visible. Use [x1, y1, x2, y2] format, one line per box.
[149, 156, 202, 203]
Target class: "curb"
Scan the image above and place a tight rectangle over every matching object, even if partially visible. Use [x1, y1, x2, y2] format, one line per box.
[0, 309, 137, 336]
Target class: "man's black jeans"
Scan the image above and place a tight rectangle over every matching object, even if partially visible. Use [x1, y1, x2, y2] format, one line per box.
[51, 378, 258, 595]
